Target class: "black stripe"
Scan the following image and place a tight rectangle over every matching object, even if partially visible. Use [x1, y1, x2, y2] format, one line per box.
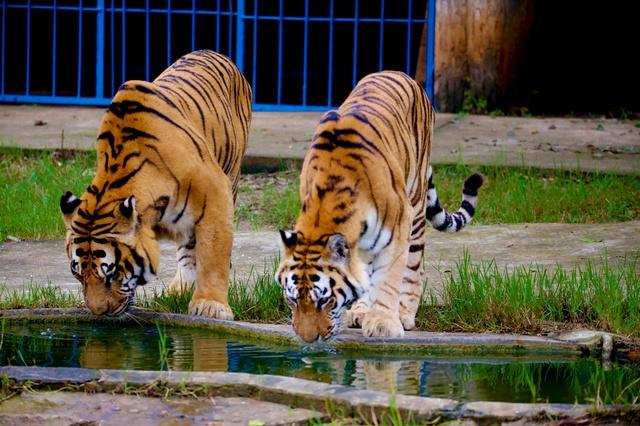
[122, 151, 141, 168]
[108, 159, 151, 189]
[463, 188, 478, 197]
[461, 200, 475, 216]
[194, 197, 207, 225]
[107, 100, 204, 160]
[173, 181, 192, 224]
[426, 204, 443, 219]
[435, 216, 451, 231]
[121, 127, 158, 143]
[333, 211, 355, 225]
[343, 277, 358, 297]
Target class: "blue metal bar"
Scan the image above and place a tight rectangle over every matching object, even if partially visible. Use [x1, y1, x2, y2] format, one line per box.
[302, 0, 309, 106]
[51, 0, 57, 96]
[0, 94, 112, 106]
[251, 0, 257, 100]
[166, 0, 171, 66]
[95, 0, 105, 98]
[145, 0, 150, 81]
[327, 0, 334, 106]
[122, 0, 126, 83]
[5, 4, 102, 11]
[426, 0, 436, 104]
[227, 0, 233, 56]
[4, 4, 428, 22]
[0, 1, 4, 95]
[215, 0, 221, 52]
[110, 0, 115, 95]
[378, 0, 385, 71]
[276, 0, 283, 104]
[235, 0, 245, 72]
[406, 0, 413, 75]
[25, 0, 31, 94]
[76, 0, 83, 97]
[251, 104, 333, 112]
[352, 0, 359, 87]
[191, 0, 196, 51]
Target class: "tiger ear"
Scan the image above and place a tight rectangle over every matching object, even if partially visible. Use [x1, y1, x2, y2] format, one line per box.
[327, 233, 349, 265]
[117, 196, 139, 227]
[60, 191, 81, 226]
[279, 230, 297, 251]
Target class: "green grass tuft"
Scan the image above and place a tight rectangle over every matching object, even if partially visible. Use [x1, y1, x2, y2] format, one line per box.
[0, 282, 82, 309]
[417, 252, 640, 337]
[137, 256, 290, 323]
[229, 255, 290, 323]
[1, 255, 638, 340]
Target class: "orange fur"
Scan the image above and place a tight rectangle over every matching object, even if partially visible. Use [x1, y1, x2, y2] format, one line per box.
[276, 71, 482, 341]
[60, 50, 251, 318]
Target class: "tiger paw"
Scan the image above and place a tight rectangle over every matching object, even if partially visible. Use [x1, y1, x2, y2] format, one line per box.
[362, 311, 404, 338]
[399, 309, 416, 331]
[189, 298, 234, 320]
[346, 300, 369, 328]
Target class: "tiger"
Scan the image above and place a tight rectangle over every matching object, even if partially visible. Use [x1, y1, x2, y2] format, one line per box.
[59, 50, 252, 318]
[275, 71, 483, 342]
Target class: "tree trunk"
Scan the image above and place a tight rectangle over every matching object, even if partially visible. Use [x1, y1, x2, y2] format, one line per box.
[423, 0, 534, 112]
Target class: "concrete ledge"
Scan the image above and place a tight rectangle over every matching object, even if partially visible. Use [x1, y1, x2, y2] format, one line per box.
[1, 366, 638, 423]
[0, 366, 456, 422]
[0, 308, 607, 355]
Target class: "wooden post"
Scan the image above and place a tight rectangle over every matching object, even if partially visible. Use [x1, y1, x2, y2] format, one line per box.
[417, 0, 533, 112]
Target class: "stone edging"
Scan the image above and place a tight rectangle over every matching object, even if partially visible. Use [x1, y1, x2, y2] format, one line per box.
[0, 308, 613, 356]
[1, 366, 637, 423]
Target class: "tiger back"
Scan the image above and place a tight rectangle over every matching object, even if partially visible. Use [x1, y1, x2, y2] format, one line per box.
[276, 71, 482, 342]
[60, 50, 252, 318]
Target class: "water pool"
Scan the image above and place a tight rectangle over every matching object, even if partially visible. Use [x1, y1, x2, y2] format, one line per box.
[1, 321, 638, 404]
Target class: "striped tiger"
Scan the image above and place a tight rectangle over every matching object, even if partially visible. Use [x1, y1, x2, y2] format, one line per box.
[275, 71, 482, 342]
[60, 50, 252, 318]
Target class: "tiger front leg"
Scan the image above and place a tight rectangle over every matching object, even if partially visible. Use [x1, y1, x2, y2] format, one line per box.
[399, 206, 428, 330]
[361, 241, 407, 338]
[346, 298, 370, 328]
[188, 181, 235, 320]
[168, 234, 197, 295]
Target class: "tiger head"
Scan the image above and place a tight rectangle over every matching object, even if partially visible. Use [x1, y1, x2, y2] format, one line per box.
[275, 231, 369, 343]
[60, 191, 161, 316]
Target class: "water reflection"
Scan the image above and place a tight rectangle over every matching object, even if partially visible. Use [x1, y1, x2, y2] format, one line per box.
[1, 321, 638, 404]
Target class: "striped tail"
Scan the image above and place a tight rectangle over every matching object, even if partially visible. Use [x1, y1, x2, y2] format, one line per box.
[426, 166, 483, 232]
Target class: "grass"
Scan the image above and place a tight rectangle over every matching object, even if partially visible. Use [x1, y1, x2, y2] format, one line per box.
[0, 282, 82, 309]
[0, 147, 94, 240]
[416, 252, 640, 337]
[236, 170, 301, 230]
[138, 256, 290, 323]
[2, 147, 639, 239]
[238, 163, 640, 230]
[2, 254, 638, 340]
[471, 361, 640, 405]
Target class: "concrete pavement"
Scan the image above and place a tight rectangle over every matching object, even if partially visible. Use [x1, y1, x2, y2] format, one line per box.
[1, 104, 638, 173]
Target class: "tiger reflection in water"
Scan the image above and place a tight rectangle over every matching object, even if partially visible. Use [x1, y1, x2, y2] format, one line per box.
[79, 332, 228, 372]
[78, 333, 424, 396]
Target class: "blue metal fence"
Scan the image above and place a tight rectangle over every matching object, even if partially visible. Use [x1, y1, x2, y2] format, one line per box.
[0, 0, 435, 111]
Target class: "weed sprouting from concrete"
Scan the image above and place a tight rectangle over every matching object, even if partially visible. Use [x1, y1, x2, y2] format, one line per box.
[156, 322, 169, 371]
